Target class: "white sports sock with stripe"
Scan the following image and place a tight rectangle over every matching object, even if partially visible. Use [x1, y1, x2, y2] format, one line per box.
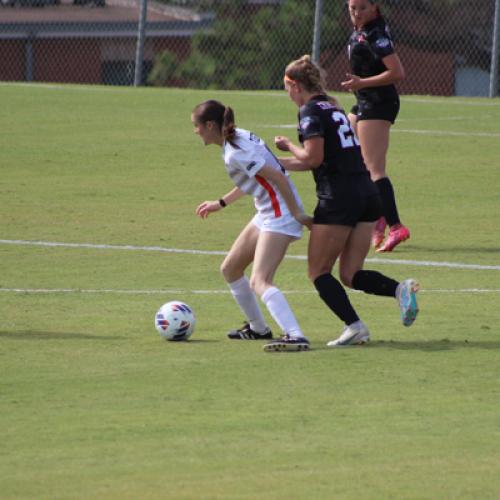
[228, 276, 268, 333]
[261, 286, 305, 339]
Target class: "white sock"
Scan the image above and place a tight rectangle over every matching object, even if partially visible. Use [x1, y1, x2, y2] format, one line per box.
[228, 276, 268, 333]
[261, 286, 305, 339]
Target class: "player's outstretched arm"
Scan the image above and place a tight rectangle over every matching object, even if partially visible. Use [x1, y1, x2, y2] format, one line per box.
[195, 187, 245, 218]
[278, 156, 310, 172]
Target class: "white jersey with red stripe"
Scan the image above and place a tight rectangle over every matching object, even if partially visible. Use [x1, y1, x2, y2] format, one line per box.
[222, 128, 303, 220]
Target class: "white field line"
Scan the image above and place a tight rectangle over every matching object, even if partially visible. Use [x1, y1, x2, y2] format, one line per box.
[1, 239, 500, 271]
[393, 128, 500, 138]
[397, 116, 466, 122]
[1, 287, 499, 295]
[259, 124, 296, 128]
[0, 239, 227, 257]
[259, 123, 500, 138]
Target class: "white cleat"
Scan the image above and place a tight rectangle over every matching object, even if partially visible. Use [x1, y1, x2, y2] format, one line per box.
[327, 321, 370, 347]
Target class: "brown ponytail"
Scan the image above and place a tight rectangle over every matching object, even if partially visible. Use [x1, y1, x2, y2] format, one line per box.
[222, 106, 237, 144]
[368, 0, 382, 16]
[192, 100, 239, 146]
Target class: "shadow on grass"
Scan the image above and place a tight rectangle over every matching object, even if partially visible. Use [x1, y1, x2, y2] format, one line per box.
[164, 339, 220, 344]
[0, 330, 124, 341]
[364, 339, 500, 351]
[310, 339, 500, 352]
[0, 331, 221, 343]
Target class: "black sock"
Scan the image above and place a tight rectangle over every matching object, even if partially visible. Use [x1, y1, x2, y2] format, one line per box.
[313, 273, 359, 325]
[375, 177, 401, 227]
[352, 270, 398, 297]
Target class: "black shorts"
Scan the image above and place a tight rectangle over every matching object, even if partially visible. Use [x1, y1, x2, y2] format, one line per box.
[351, 98, 400, 124]
[313, 176, 382, 227]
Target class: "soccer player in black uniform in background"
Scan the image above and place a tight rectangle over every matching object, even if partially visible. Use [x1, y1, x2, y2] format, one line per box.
[342, 0, 409, 252]
[265, 54, 419, 349]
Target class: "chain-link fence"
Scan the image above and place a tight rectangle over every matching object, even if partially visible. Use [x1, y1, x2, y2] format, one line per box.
[1, 0, 499, 96]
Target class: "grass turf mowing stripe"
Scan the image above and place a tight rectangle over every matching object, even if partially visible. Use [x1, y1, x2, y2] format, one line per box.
[1, 288, 500, 295]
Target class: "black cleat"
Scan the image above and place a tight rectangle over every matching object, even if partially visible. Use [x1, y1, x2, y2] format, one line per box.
[263, 335, 310, 352]
[227, 322, 273, 340]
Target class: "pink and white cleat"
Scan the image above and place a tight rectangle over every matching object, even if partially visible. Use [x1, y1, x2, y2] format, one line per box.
[372, 217, 387, 249]
[376, 224, 410, 252]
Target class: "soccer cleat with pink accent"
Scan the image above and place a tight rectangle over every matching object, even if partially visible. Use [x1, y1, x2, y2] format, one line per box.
[372, 217, 387, 248]
[376, 224, 410, 252]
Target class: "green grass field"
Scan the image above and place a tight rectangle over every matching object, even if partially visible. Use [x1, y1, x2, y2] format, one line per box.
[1, 83, 500, 499]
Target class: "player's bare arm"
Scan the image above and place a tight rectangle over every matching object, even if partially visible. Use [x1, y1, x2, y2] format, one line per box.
[275, 135, 324, 169]
[257, 165, 313, 229]
[341, 54, 405, 91]
[195, 186, 245, 218]
[277, 156, 310, 172]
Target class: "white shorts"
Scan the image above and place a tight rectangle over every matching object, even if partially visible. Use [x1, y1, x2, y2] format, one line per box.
[251, 212, 303, 239]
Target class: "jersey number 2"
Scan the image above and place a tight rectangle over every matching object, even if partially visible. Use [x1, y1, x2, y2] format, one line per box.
[332, 111, 360, 149]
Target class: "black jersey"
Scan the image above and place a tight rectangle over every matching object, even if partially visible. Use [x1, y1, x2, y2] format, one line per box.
[298, 95, 373, 201]
[348, 16, 398, 103]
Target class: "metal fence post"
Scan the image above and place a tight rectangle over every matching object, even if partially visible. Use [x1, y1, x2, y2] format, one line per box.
[1, 1, 498, 94]
[134, 0, 148, 87]
[312, 0, 323, 64]
[490, 0, 500, 97]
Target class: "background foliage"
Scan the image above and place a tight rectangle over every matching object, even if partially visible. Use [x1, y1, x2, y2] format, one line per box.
[147, 0, 497, 91]
[153, 0, 345, 89]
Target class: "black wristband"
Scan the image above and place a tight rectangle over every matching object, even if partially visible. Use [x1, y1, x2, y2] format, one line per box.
[219, 198, 227, 208]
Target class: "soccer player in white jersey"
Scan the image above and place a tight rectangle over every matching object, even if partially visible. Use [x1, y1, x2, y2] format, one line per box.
[192, 100, 312, 351]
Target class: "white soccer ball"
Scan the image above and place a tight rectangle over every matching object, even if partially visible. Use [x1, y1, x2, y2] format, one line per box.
[154, 301, 196, 341]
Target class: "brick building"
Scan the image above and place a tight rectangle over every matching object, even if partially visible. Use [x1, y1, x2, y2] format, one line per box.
[0, 0, 213, 85]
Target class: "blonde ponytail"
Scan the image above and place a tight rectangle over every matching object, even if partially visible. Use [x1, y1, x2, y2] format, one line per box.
[285, 55, 340, 108]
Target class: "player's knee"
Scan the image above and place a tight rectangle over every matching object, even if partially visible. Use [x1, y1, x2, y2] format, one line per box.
[220, 258, 235, 281]
[308, 266, 329, 282]
[364, 160, 386, 179]
[370, 171, 386, 182]
[339, 269, 353, 288]
[249, 275, 267, 296]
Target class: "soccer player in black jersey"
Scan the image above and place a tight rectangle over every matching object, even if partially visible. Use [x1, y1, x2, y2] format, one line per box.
[265, 55, 419, 348]
[342, 0, 409, 252]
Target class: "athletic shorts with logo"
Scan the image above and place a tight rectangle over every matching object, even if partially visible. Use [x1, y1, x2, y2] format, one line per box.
[313, 175, 382, 227]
